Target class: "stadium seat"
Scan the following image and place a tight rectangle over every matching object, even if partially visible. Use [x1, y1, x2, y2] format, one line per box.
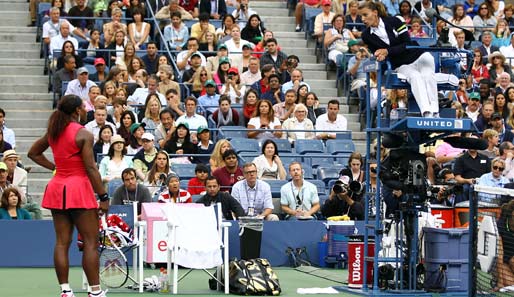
[317, 166, 340, 184]
[218, 126, 247, 140]
[231, 137, 260, 154]
[239, 152, 259, 163]
[295, 139, 325, 154]
[307, 156, 335, 168]
[171, 164, 196, 179]
[326, 139, 355, 157]
[309, 179, 327, 196]
[269, 138, 293, 153]
[265, 180, 288, 198]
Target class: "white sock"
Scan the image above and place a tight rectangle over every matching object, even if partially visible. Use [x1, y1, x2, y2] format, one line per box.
[90, 289, 103, 295]
[60, 283, 71, 292]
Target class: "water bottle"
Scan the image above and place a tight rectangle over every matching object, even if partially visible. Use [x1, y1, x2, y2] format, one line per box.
[159, 268, 169, 293]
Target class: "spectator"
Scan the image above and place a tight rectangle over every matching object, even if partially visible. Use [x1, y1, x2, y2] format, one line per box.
[2, 150, 27, 200]
[305, 92, 322, 125]
[89, 0, 108, 16]
[278, 54, 300, 85]
[158, 173, 192, 203]
[103, 8, 127, 47]
[127, 8, 150, 51]
[454, 144, 491, 203]
[128, 75, 167, 106]
[313, 0, 335, 39]
[56, 40, 83, 71]
[158, 65, 180, 98]
[240, 57, 261, 86]
[494, 199, 514, 288]
[175, 97, 208, 141]
[479, 128, 501, 158]
[259, 38, 288, 75]
[90, 58, 108, 82]
[464, 0, 479, 19]
[220, 67, 245, 103]
[65, 67, 96, 100]
[252, 139, 286, 180]
[141, 42, 159, 75]
[398, 0, 414, 24]
[280, 162, 320, 220]
[495, 92, 510, 121]
[67, 0, 94, 35]
[140, 94, 162, 131]
[232, 162, 278, 219]
[125, 0, 146, 20]
[199, 0, 227, 19]
[107, 30, 128, 64]
[196, 176, 245, 219]
[42, 7, 87, 45]
[253, 30, 279, 59]
[448, 4, 474, 42]
[296, 83, 308, 105]
[475, 100, 495, 132]
[199, 32, 219, 58]
[163, 122, 197, 163]
[210, 139, 232, 172]
[0, 188, 31, 220]
[339, 152, 365, 184]
[133, 132, 158, 180]
[409, 17, 428, 38]
[80, 29, 107, 65]
[0, 129, 12, 154]
[85, 94, 114, 124]
[506, 4, 514, 30]
[112, 168, 152, 217]
[54, 56, 76, 98]
[494, 20, 511, 48]
[164, 11, 189, 51]
[250, 64, 275, 97]
[182, 52, 204, 83]
[196, 126, 215, 164]
[294, 0, 321, 32]
[192, 13, 217, 45]
[85, 106, 117, 142]
[491, 112, 514, 143]
[0, 110, 14, 150]
[190, 66, 213, 97]
[164, 89, 185, 120]
[93, 125, 114, 163]
[127, 57, 146, 81]
[315, 99, 347, 140]
[179, 0, 198, 18]
[273, 89, 297, 122]
[155, 109, 176, 149]
[206, 43, 229, 73]
[344, 0, 364, 38]
[324, 14, 355, 65]
[212, 149, 244, 192]
[480, 79, 494, 102]
[466, 92, 482, 121]
[282, 103, 316, 143]
[282, 68, 310, 94]
[225, 25, 252, 54]
[473, 3, 497, 41]
[99, 135, 133, 184]
[156, 0, 193, 21]
[213, 56, 231, 89]
[242, 88, 259, 125]
[148, 0, 169, 15]
[212, 96, 241, 127]
[477, 157, 509, 202]
[216, 15, 237, 43]
[321, 178, 364, 220]
[233, 0, 258, 22]
[188, 163, 209, 195]
[247, 99, 282, 139]
[478, 31, 499, 63]
[260, 74, 283, 105]
[241, 14, 265, 45]
[177, 37, 207, 74]
[144, 150, 174, 195]
[471, 49, 490, 84]
[49, 22, 79, 59]
[117, 110, 137, 144]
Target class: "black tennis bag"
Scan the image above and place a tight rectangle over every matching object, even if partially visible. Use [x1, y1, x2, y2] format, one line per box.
[229, 258, 281, 295]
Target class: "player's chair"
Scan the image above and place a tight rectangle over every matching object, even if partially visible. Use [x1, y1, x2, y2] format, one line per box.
[162, 203, 231, 294]
[82, 203, 147, 293]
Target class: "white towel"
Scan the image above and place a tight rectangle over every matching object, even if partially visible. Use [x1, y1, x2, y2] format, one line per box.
[297, 287, 340, 294]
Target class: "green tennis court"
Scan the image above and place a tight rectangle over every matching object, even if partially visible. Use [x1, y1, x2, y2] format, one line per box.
[0, 266, 356, 296]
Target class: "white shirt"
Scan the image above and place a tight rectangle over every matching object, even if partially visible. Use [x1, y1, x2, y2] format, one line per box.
[176, 50, 207, 74]
[84, 120, 117, 142]
[240, 70, 261, 86]
[65, 79, 97, 100]
[42, 19, 75, 40]
[2, 126, 15, 148]
[370, 18, 389, 45]
[49, 34, 79, 58]
[500, 45, 514, 68]
[127, 88, 167, 106]
[175, 114, 208, 133]
[315, 113, 348, 138]
[225, 38, 253, 54]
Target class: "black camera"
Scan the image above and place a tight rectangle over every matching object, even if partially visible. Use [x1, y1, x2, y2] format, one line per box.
[333, 180, 364, 197]
[228, 74, 234, 80]
[240, 4, 246, 10]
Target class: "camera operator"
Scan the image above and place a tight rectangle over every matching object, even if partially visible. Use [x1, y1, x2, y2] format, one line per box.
[430, 168, 459, 207]
[280, 55, 301, 86]
[321, 178, 364, 220]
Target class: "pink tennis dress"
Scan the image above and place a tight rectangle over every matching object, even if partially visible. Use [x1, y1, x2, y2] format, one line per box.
[41, 122, 97, 210]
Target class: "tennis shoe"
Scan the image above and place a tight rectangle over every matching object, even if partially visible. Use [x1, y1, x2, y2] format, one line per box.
[88, 290, 107, 297]
[60, 290, 75, 297]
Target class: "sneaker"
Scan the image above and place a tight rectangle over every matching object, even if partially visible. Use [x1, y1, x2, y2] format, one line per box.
[295, 25, 301, 32]
[88, 290, 107, 297]
[61, 291, 75, 297]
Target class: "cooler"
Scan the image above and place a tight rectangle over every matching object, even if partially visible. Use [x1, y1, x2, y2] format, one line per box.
[348, 235, 374, 289]
[430, 204, 454, 228]
[327, 221, 355, 259]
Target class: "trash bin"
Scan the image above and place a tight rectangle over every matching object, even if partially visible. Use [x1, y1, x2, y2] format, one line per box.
[239, 217, 264, 260]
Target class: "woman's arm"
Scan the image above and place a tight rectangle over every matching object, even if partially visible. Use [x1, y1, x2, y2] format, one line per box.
[139, 22, 151, 48]
[247, 124, 260, 138]
[274, 156, 286, 180]
[128, 23, 137, 47]
[324, 29, 337, 48]
[28, 134, 54, 171]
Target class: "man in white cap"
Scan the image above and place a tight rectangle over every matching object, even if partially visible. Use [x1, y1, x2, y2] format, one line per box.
[0, 162, 12, 196]
[65, 67, 97, 100]
[133, 132, 158, 180]
[2, 150, 27, 201]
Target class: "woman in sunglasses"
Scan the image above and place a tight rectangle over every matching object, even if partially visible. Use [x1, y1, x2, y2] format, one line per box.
[476, 157, 509, 202]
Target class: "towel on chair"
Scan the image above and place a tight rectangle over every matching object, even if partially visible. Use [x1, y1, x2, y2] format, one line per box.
[162, 203, 223, 269]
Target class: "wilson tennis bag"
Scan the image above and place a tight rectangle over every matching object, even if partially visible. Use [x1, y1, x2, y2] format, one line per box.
[229, 258, 281, 295]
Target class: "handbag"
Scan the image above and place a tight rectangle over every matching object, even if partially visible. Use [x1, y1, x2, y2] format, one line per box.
[229, 258, 281, 295]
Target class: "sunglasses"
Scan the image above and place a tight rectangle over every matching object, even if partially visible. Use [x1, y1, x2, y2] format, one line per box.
[493, 166, 505, 171]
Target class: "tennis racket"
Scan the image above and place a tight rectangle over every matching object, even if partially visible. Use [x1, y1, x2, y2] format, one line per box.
[99, 214, 129, 288]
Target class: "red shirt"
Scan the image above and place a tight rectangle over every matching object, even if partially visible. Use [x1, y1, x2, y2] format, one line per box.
[212, 167, 244, 192]
[188, 177, 206, 195]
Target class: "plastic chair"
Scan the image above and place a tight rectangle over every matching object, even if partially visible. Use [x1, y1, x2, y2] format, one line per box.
[265, 180, 288, 198]
[307, 156, 335, 168]
[326, 139, 356, 157]
[268, 138, 292, 153]
[162, 203, 230, 294]
[309, 179, 327, 196]
[317, 166, 341, 184]
[218, 126, 247, 140]
[231, 137, 260, 154]
[295, 139, 325, 154]
[171, 164, 196, 179]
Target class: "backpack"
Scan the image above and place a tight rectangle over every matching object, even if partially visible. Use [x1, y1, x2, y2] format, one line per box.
[229, 258, 281, 295]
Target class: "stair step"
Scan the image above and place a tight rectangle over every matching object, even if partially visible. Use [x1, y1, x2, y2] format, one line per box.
[0, 84, 49, 94]
[302, 71, 329, 80]
[8, 110, 53, 119]
[0, 50, 39, 59]
[273, 39, 308, 47]
[279, 47, 314, 55]
[0, 27, 36, 34]
[251, 1, 287, 8]
[0, 12, 31, 26]
[0, 3, 29, 11]
[1, 100, 51, 110]
[266, 23, 297, 32]
[261, 16, 295, 25]
[0, 33, 37, 43]
[13, 128, 48, 137]
[0, 59, 45, 66]
[0, 93, 53, 101]
[0, 75, 48, 84]
[0, 66, 45, 75]
[0, 42, 40, 51]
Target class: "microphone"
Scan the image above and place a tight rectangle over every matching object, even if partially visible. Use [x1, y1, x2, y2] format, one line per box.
[443, 136, 488, 150]
[425, 8, 475, 41]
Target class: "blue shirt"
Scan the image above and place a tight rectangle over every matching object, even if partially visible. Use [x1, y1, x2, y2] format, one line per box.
[163, 24, 189, 50]
[0, 208, 32, 220]
[477, 172, 509, 202]
[231, 179, 274, 215]
[198, 93, 220, 113]
[280, 180, 319, 211]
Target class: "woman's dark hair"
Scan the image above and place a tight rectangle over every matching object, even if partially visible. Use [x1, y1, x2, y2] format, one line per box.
[147, 150, 170, 185]
[222, 14, 236, 31]
[504, 86, 514, 101]
[171, 123, 191, 143]
[131, 7, 144, 20]
[296, 84, 309, 104]
[243, 88, 259, 106]
[107, 138, 127, 158]
[61, 40, 75, 55]
[48, 95, 83, 141]
[0, 129, 5, 154]
[252, 99, 275, 121]
[305, 92, 319, 107]
[261, 139, 278, 156]
[359, 1, 387, 18]
[348, 152, 363, 166]
[331, 14, 345, 27]
[452, 4, 466, 21]
[0, 187, 22, 209]
[217, 60, 230, 84]
[219, 95, 231, 105]
[95, 125, 114, 146]
[501, 199, 514, 220]
[244, 14, 266, 33]
[399, 0, 412, 15]
[495, 92, 510, 117]
[128, 56, 146, 76]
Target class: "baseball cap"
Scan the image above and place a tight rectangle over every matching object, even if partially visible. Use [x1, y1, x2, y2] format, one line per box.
[219, 56, 230, 64]
[77, 67, 89, 74]
[204, 79, 216, 87]
[165, 172, 180, 184]
[348, 39, 360, 47]
[321, 0, 331, 5]
[0, 162, 7, 171]
[242, 43, 253, 49]
[142, 132, 154, 141]
[218, 43, 228, 50]
[2, 149, 19, 161]
[176, 122, 189, 129]
[94, 57, 106, 66]
[469, 92, 480, 100]
[129, 122, 146, 134]
[491, 112, 502, 120]
[197, 126, 209, 134]
[110, 135, 125, 144]
[195, 163, 209, 173]
[191, 51, 202, 58]
[228, 67, 239, 75]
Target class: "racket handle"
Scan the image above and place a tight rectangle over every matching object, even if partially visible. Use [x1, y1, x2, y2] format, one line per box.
[101, 214, 108, 230]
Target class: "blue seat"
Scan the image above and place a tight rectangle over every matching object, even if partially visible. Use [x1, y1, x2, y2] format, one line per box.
[309, 179, 327, 196]
[171, 164, 196, 179]
[302, 163, 314, 179]
[317, 166, 340, 184]
[265, 180, 288, 198]
[84, 64, 97, 76]
[307, 156, 335, 168]
[218, 126, 247, 140]
[295, 139, 325, 154]
[239, 152, 259, 163]
[231, 138, 260, 154]
[326, 139, 355, 157]
[269, 138, 293, 153]
[303, 7, 322, 39]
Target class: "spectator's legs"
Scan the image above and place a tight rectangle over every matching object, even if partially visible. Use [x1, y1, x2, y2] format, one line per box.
[266, 214, 280, 221]
[295, 2, 304, 31]
[51, 210, 74, 285]
[29, 0, 37, 24]
[73, 209, 101, 291]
